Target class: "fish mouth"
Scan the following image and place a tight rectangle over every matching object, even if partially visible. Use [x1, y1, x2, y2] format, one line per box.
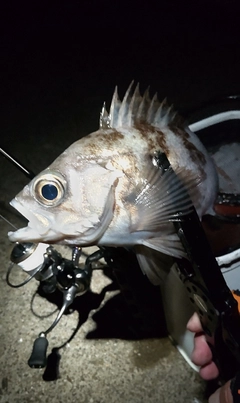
[8, 198, 51, 243]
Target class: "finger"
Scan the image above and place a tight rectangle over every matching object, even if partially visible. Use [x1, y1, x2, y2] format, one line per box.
[191, 333, 213, 366]
[199, 361, 219, 381]
[187, 312, 219, 381]
[187, 312, 203, 333]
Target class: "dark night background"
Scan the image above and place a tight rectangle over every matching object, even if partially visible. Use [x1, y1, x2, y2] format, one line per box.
[1, 0, 240, 164]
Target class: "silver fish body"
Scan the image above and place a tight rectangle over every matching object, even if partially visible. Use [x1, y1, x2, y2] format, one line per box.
[8, 83, 218, 284]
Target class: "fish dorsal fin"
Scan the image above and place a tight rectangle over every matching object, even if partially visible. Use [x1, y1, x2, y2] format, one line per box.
[136, 86, 151, 120]
[99, 82, 183, 130]
[109, 86, 121, 127]
[100, 102, 111, 129]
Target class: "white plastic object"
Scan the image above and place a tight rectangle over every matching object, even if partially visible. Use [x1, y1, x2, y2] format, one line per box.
[17, 243, 49, 272]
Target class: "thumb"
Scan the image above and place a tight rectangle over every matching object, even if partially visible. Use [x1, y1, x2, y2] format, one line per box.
[209, 380, 233, 403]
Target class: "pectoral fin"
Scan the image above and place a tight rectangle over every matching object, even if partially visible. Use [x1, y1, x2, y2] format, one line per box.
[142, 231, 186, 258]
[126, 162, 200, 233]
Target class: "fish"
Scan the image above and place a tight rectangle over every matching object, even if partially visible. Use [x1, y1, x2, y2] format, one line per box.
[8, 82, 218, 284]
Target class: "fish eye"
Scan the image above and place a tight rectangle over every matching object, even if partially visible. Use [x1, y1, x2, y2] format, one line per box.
[41, 183, 59, 200]
[33, 173, 66, 206]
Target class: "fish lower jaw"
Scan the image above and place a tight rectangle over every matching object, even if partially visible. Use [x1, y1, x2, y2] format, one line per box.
[8, 225, 82, 245]
[8, 226, 42, 243]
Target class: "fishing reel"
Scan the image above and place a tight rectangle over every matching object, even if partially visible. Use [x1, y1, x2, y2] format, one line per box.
[8, 242, 104, 368]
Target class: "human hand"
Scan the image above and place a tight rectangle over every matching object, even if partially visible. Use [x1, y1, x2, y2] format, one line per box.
[187, 313, 234, 403]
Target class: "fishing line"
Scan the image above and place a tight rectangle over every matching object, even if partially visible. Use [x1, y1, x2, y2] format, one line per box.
[0, 213, 18, 229]
[0, 147, 35, 179]
[6, 263, 42, 288]
[30, 290, 59, 319]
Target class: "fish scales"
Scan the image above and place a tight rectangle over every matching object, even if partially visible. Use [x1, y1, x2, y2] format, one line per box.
[8, 82, 218, 284]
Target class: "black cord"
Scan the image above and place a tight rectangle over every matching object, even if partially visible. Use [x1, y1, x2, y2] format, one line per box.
[30, 290, 59, 319]
[6, 262, 42, 288]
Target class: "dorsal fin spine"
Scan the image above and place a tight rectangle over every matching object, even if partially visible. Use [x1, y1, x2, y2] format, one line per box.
[100, 82, 181, 130]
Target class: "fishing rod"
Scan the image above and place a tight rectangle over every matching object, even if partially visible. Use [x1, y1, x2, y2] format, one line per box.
[154, 151, 240, 382]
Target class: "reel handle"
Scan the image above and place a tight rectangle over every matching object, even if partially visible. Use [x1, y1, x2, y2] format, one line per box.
[28, 334, 48, 368]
